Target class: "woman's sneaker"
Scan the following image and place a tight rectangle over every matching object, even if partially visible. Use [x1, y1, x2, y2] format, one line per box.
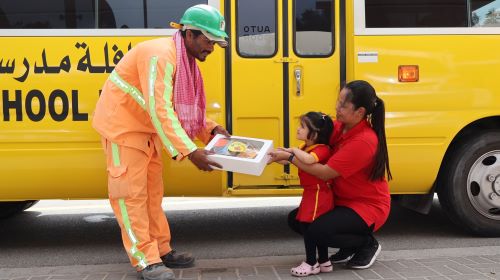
[346, 238, 381, 269]
[329, 248, 356, 263]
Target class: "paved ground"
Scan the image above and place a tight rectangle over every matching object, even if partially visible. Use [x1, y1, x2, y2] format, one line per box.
[2, 247, 500, 280]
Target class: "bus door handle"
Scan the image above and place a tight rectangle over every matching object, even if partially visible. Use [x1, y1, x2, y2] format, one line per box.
[294, 69, 302, 96]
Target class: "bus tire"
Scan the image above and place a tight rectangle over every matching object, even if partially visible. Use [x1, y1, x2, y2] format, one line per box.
[0, 200, 39, 219]
[437, 130, 500, 236]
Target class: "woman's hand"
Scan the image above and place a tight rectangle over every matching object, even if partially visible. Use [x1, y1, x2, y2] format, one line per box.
[277, 147, 292, 153]
[267, 149, 291, 165]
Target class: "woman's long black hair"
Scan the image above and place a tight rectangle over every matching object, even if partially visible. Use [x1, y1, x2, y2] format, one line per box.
[343, 80, 392, 181]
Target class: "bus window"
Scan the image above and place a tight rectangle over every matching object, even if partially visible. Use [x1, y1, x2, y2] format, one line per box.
[99, 0, 144, 28]
[365, 0, 468, 28]
[98, 0, 207, 29]
[471, 0, 500, 27]
[146, 0, 207, 28]
[98, 0, 116, 28]
[236, 0, 277, 57]
[293, 0, 333, 57]
[73, 1, 94, 28]
[0, 0, 94, 28]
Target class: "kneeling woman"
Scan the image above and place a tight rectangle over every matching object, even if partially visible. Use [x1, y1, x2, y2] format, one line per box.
[269, 80, 392, 271]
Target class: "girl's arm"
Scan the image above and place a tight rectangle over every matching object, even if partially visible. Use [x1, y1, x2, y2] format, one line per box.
[290, 147, 316, 164]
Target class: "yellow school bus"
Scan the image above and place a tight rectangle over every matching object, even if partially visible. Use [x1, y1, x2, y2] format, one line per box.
[1, 0, 500, 236]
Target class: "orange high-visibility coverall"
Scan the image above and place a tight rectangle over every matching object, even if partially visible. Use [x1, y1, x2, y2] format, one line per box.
[92, 37, 217, 270]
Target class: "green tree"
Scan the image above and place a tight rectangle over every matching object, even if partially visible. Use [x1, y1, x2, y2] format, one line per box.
[483, 8, 499, 25]
[471, 12, 479, 26]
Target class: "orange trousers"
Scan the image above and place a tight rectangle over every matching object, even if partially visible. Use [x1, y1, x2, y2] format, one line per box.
[102, 137, 172, 270]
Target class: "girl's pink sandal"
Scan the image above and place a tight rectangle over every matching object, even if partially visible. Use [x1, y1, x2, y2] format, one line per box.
[291, 262, 320, 277]
[319, 260, 333, 272]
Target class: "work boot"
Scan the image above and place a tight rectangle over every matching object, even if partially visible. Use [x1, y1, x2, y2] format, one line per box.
[137, 263, 175, 280]
[161, 250, 195, 268]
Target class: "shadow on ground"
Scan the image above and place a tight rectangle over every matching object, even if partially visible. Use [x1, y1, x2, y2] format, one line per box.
[0, 199, 496, 267]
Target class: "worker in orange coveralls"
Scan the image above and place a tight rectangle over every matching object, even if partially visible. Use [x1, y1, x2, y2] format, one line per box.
[92, 5, 229, 280]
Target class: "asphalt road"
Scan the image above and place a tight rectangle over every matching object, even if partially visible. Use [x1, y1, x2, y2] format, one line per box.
[0, 197, 499, 268]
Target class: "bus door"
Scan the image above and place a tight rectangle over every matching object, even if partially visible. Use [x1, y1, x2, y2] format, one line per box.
[229, 0, 339, 188]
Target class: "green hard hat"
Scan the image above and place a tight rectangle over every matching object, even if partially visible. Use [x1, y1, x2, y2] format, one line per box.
[180, 4, 228, 45]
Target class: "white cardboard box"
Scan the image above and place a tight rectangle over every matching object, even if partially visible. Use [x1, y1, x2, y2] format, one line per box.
[205, 134, 274, 176]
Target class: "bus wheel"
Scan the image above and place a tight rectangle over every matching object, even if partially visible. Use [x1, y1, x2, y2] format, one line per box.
[437, 130, 500, 236]
[0, 200, 39, 219]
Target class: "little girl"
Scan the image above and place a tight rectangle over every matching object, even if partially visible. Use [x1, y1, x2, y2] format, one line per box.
[279, 111, 334, 277]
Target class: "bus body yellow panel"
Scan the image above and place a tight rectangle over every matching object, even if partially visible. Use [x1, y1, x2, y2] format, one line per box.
[0, 36, 225, 199]
[349, 35, 500, 194]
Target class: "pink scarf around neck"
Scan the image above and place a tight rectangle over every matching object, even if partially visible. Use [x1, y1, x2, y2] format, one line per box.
[173, 31, 206, 139]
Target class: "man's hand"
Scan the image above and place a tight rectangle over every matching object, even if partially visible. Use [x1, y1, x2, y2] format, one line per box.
[212, 125, 231, 138]
[188, 148, 223, 171]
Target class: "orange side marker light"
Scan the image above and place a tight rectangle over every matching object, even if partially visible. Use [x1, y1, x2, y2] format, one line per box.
[398, 65, 419, 82]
